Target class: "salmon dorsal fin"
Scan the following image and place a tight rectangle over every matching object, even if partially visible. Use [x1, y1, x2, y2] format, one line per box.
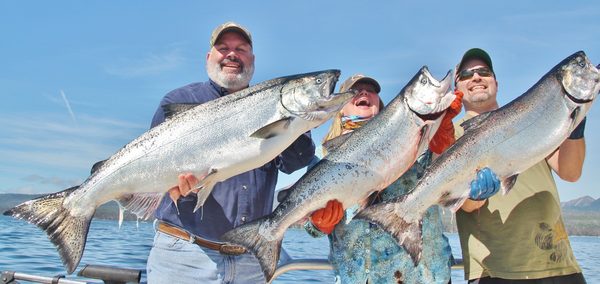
[162, 103, 199, 120]
[460, 112, 491, 132]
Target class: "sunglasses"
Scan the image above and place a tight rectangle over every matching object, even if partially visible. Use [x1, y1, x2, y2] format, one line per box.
[457, 67, 494, 81]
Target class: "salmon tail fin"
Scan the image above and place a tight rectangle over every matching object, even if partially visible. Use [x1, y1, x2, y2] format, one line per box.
[3, 186, 94, 274]
[221, 220, 282, 282]
[354, 202, 423, 264]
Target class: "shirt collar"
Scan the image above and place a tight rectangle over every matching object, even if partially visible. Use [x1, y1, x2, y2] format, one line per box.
[209, 79, 229, 97]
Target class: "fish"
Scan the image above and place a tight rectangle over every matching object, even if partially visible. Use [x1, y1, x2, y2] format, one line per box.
[354, 51, 600, 264]
[221, 66, 456, 282]
[4, 69, 353, 274]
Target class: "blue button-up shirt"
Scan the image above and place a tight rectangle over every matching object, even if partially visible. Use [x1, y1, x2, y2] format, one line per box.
[151, 80, 315, 241]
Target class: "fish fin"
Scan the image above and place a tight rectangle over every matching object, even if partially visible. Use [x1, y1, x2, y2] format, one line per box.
[322, 132, 353, 153]
[3, 186, 93, 274]
[162, 103, 199, 120]
[250, 117, 294, 139]
[221, 219, 282, 282]
[416, 124, 433, 155]
[460, 112, 491, 132]
[193, 169, 219, 212]
[355, 202, 423, 265]
[118, 203, 125, 228]
[277, 187, 291, 203]
[439, 193, 468, 213]
[501, 174, 519, 195]
[115, 192, 164, 221]
[90, 159, 107, 174]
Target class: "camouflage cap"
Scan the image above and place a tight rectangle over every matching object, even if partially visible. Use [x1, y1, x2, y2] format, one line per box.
[210, 21, 252, 47]
[339, 74, 381, 93]
[457, 48, 494, 73]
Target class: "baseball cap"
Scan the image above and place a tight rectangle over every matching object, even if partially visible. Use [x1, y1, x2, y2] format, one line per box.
[210, 21, 252, 47]
[339, 74, 381, 93]
[457, 48, 494, 73]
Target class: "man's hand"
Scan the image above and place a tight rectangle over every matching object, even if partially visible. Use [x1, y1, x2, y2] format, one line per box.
[168, 173, 200, 203]
[309, 199, 344, 234]
[429, 90, 464, 154]
[469, 167, 500, 200]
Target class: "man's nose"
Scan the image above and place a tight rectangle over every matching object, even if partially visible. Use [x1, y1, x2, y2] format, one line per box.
[225, 50, 239, 59]
[471, 72, 483, 81]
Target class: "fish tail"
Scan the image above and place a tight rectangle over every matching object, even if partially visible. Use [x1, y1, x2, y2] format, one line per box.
[3, 186, 94, 274]
[221, 220, 282, 282]
[355, 203, 423, 264]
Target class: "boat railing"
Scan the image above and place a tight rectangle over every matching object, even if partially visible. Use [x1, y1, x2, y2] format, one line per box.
[1, 258, 464, 283]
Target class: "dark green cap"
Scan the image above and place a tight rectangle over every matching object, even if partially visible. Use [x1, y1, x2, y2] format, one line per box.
[457, 48, 494, 73]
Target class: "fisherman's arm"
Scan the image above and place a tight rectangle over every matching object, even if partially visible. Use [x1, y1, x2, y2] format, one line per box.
[276, 131, 316, 174]
[546, 118, 586, 182]
[429, 90, 500, 212]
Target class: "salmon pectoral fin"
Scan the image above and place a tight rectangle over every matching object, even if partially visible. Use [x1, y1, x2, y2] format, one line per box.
[193, 168, 219, 213]
[250, 117, 294, 139]
[501, 174, 519, 195]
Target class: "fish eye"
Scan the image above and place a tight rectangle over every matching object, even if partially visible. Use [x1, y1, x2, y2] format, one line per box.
[578, 60, 586, 68]
[420, 77, 428, 85]
[315, 78, 322, 84]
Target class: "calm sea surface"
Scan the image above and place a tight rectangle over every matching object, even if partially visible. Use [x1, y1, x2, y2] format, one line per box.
[1, 216, 598, 283]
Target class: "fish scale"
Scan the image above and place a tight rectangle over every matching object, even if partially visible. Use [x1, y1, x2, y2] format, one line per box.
[221, 66, 456, 282]
[356, 51, 600, 265]
[4, 69, 354, 274]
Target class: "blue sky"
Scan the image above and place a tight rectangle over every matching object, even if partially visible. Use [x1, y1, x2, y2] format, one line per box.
[1, 1, 599, 202]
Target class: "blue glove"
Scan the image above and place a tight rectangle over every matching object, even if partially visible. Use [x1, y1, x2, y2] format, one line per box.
[568, 117, 586, 139]
[469, 167, 500, 200]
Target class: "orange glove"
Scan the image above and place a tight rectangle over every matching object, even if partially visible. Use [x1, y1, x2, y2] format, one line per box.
[310, 199, 344, 234]
[429, 90, 464, 154]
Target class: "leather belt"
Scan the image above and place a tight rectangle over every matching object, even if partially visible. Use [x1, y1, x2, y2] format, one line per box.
[157, 222, 247, 255]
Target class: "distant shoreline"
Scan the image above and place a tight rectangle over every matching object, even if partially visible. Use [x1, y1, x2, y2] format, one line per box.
[3, 193, 600, 236]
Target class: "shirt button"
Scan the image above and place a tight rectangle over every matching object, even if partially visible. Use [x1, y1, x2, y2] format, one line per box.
[365, 229, 370, 233]
[365, 269, 370, 274]
[241, 216, 247, 222]
[242, 185, 248, 190]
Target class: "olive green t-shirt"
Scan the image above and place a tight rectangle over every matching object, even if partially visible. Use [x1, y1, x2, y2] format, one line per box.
[455, 114, 582, 280]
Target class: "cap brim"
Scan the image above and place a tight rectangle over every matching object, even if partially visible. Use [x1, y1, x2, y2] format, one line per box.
[354, 77, 381, 93]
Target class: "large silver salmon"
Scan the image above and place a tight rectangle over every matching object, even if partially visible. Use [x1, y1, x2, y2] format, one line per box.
[4, 70, 353, 274]
[221, 67, 456, 282]
[356, 51, 600, 264]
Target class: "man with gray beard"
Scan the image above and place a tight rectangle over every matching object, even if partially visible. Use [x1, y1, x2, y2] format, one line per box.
[146, 22, 315, 284]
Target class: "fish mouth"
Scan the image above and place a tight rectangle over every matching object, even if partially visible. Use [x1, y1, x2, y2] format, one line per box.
[565, 92, 594, 104]
[416, 110, 446, 121]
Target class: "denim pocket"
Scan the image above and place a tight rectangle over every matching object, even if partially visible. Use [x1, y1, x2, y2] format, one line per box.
[155, 231, 185, 250]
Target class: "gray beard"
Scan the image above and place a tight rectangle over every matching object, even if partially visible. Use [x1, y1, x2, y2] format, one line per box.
[206, 61, 254, 91]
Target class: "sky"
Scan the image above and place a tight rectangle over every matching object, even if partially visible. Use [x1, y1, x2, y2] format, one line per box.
[1, 1, 599, 203]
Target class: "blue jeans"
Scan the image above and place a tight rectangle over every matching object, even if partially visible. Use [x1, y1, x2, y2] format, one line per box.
[146, 230, 266, 284]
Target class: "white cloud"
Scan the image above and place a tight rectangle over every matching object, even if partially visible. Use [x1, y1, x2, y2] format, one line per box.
[0, 112, 146, 194]
[104, 47, 186, 77]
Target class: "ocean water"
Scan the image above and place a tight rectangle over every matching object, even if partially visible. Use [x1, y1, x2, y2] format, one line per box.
[1, 216, 598, 283]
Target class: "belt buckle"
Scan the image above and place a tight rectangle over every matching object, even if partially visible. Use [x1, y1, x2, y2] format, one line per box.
[219, 244, 246, 255]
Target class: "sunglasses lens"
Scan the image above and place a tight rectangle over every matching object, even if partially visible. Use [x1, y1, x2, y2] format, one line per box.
[458, 68, 493, 81]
